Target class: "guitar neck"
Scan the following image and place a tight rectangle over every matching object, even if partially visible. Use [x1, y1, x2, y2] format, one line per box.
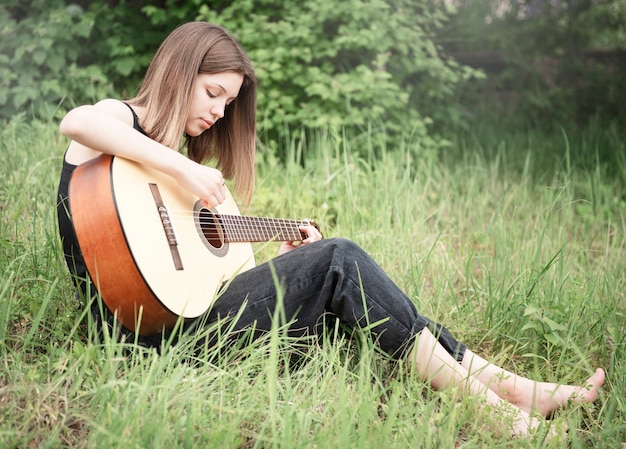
[217, 214, 318, 243]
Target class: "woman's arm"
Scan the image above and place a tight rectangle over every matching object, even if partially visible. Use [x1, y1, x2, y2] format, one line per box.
[60, 99, 227, 208]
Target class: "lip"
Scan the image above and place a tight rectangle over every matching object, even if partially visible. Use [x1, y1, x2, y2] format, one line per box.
[201, 118, 214, 129]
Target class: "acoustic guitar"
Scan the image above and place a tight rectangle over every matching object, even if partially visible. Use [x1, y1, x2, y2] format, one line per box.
[69, 154, 320, 336]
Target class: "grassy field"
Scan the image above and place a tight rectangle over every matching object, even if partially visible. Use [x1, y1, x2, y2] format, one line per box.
[0, 114, 624, 448]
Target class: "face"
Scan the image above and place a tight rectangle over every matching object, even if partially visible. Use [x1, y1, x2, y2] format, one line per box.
[185, 71, 244, 136]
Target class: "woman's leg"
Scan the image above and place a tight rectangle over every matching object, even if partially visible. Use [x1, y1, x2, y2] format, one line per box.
[204, 238, 438, 358]
[203, 237, 604, 435]
[408, 329, 605, 436]
[460, 350, 605, 417]
[408, 328, 540, 436]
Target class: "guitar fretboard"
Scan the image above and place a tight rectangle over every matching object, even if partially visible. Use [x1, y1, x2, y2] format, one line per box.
[213, 215, 317, 242]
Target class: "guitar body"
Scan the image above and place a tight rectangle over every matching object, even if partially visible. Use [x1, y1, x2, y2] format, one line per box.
[69, 155, 256, 335]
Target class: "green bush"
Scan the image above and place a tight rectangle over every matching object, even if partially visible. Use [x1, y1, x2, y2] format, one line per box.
[191, 0, 478, 152]
[438, 0, 626, 127]
[0, 0, 179, 120]
[0, 1, 111, 119]
[2, 0, 478, 153]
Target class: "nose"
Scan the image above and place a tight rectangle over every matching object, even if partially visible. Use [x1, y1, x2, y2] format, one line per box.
[210, 101, 226, 119]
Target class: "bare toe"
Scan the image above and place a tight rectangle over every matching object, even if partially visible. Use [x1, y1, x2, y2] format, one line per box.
[574, 368, 605, 404]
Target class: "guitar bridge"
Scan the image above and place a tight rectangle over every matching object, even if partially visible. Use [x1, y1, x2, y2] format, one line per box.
[149, 183, 184, 270]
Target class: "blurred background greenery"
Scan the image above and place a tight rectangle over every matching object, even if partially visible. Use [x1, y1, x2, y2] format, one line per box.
[1, 0, 624, 161]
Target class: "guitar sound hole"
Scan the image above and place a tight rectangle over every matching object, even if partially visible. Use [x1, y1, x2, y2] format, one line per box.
[194, 201, 228, 256]
[198, 209, 223, 248]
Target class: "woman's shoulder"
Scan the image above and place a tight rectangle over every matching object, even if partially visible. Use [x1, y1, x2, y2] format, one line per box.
[93, 98, 136, 120]
[60, 98, 136, 138]
[63, 98, 135, 123]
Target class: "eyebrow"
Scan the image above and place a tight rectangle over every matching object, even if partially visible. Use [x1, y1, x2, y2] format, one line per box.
[209, 82, 238, 100]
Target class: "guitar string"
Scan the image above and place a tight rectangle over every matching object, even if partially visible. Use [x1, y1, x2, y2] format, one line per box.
[165, 227, 301, 243]
[163, 207, 313, 229]
[155, 207, 310, 241]
[156, 222, 304, 242]
[164, 212, 310, 232]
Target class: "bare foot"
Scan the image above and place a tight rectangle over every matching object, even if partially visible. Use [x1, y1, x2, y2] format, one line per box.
[515, 368, 605, 417]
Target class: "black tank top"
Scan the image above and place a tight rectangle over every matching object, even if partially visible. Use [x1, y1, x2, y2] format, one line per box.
[56, 102, 147, 286]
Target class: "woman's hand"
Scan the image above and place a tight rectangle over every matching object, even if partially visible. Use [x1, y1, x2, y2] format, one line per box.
[277, 225, 323, 256]
[175, 159, 227, 209]
[60, 100, 228, 209]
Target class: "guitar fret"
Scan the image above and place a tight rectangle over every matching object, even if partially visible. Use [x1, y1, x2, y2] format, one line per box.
[248, 217, 254, 241]
[281, 219, 289, 240]
[249, 216, 257, 241]
[237, 215, 246, 241]
[262, 217, 269, 240]
[265, 218, 270, 240]
[261, 216, 268, 241]
[276, 218, 284, 240]
[295, 220, 303, 240]
[242, 216, 249, 241]
[275, 219, 283, 240]
[291, 221, 298, 240]
[225, 215, 231, 242]
[283, 219, 293, 240]
[216, 214, 317, 243]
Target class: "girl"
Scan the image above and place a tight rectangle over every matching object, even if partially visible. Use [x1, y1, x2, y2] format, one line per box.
[57, 22, 604, 437]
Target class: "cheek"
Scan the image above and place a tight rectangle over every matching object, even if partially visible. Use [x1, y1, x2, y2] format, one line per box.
[188, 97, 200, 116]
[188, 88, 204, 114]
[183, 113, 198, 136]
[185, 100, 201, 130]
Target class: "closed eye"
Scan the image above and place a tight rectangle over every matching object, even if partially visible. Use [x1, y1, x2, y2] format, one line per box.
[206, 89, 217, 98]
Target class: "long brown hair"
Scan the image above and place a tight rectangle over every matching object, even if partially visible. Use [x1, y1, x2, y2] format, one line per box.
[129, 22, 257, 202]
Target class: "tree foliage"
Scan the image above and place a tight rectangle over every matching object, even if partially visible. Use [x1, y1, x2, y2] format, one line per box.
[440, 0, 626, 125]
[0, 1, 106, 117]
[0, 0, 174, 119]
[185, 0, 477, 143]
[3, 0, 622, 147]
[1, 0, 479, 153]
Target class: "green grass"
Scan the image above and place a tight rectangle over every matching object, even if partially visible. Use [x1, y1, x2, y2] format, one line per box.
[0, 113, 624, 448]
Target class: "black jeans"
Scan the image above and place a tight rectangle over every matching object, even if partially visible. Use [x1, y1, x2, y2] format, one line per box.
[194, 238, 466, 361]
[90, 238, 466, 362]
